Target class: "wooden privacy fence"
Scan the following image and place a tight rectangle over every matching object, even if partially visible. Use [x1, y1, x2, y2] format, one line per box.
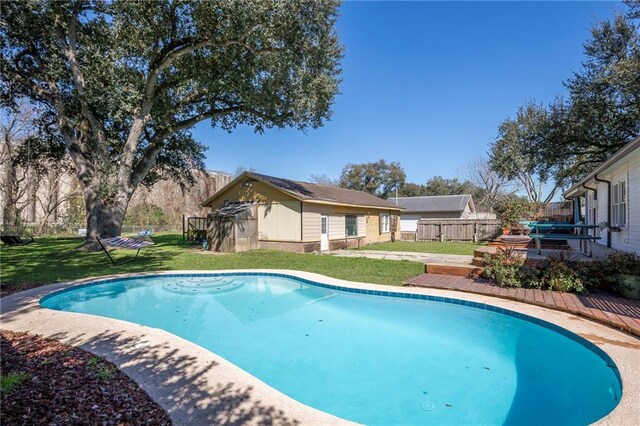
[416, 219, 502, 242]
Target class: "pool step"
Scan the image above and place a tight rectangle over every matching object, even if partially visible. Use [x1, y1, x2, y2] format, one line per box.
[424, 262, 482, 278]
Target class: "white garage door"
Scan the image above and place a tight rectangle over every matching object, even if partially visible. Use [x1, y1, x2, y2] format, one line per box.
[400, 214, 421, 232]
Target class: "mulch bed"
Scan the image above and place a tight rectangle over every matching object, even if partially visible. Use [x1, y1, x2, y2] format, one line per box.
[1, 330, 171, 425]
[0, 282, 45, 298]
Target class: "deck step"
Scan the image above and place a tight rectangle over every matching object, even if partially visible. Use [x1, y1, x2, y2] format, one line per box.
[488, 241, 531, 249]
[472, 257, 485, 267]
[424, 262, 482, 278]
[473, 246, 497, 259]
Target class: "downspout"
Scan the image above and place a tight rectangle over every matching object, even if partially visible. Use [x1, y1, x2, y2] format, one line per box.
[582, 183, 598, 237]
[300, 201, 304, 242]
[593, 174, 612, 248]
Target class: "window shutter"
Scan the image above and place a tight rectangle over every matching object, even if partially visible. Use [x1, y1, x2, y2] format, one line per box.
[379, 214, 383, 234]
[620, 181, 627, 227]
[612, 184, 618, 226]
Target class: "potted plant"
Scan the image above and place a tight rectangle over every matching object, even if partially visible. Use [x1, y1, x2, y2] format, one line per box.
[482, 246, 524, 286]
[604, 252, 640, 299]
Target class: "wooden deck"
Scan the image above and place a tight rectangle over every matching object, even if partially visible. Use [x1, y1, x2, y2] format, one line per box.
[405, 274, 640, 337]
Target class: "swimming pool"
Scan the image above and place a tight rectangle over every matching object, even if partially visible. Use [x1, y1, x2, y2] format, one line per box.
[41, 273, 622, 425]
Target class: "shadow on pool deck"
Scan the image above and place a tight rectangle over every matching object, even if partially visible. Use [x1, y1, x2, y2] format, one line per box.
[49, 329, 301, 426]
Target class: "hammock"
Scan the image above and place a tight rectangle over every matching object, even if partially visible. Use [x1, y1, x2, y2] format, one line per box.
[96, 236, 154, 266]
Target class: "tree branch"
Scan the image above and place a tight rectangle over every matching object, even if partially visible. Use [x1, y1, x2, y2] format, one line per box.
[55, 15, 107, 147]
[121, 25, 281, 189]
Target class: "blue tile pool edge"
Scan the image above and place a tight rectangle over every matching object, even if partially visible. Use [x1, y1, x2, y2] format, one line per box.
[39, 271, 623, 388]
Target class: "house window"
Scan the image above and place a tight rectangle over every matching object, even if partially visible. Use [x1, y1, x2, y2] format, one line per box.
[612, 180, 627, 228]
[345, 215, 357, 236]
[380, 213, 390, 233]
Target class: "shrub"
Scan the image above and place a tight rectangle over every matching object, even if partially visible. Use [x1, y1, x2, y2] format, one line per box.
[604, 252, 640, 275]
[481, 249, 638, 295]
[517, 264, 543, 289]
[494, 198, 536, 229]
[482, 247, 525, 287]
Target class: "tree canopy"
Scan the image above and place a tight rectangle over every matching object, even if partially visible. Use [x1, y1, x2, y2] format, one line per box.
[545, 8, 640, 185]
[488, 102, 560, 203]
[0, 0, 342, 241]
[491, 4, 640, 191]
[338, 159, 405, 198]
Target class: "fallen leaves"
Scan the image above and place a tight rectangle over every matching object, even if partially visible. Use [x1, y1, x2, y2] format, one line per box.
[1, 330, 171, 425]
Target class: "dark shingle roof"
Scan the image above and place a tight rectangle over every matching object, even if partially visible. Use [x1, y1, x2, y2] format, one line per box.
[203, 172, 401, 210]
[387, 195, 474, 213]
[208, 202, 255, 218]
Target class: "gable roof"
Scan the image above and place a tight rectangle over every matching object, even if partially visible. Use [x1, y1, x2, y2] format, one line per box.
[387, 194, 475, 213]
[202, 172, 402, 210]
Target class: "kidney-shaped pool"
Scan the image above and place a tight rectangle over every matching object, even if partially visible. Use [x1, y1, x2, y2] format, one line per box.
[41, 273, 621, 425]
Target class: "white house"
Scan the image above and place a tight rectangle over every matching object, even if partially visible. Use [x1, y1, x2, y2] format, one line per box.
[387, 194, 476, 232]
[563, 136, 640, 253]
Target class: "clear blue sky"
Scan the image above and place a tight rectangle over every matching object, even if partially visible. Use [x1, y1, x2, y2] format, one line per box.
[193, 1, 621, 183]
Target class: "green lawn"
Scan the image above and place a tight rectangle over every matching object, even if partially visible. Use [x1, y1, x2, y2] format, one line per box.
[0, 234, 423, 294]
[356, 241, 483, 256]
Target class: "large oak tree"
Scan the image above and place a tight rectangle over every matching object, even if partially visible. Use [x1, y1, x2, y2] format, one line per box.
[1, 0, 342, 246]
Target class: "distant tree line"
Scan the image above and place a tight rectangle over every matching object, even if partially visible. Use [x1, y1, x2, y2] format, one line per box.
[312, 157, 515, 212]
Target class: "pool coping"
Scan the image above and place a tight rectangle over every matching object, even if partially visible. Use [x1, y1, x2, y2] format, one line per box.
[1, 269, 639, 425]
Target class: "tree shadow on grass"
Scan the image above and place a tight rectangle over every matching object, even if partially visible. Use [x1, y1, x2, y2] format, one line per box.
[43, 329, 301, 425]
[0, 235, 185, 292]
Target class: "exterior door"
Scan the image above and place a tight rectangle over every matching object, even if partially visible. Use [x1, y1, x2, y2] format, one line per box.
[320, 215, 329, 251]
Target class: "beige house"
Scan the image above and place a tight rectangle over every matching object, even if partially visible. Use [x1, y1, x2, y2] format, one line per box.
[201, 172, 402, 252]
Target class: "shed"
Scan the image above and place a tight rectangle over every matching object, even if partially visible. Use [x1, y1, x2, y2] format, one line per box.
[207, 202, 258, 252]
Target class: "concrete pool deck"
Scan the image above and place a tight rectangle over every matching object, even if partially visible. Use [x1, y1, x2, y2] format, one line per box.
[1, 270, 639, 425]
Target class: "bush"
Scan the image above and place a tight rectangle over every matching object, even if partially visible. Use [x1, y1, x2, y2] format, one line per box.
[482, 249, 586, 293]
[482, 247, 525, 287]
[494, 198, 536, 229]
[481, 250, 639, 295]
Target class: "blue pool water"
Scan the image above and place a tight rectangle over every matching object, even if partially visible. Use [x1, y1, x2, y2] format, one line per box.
[41, 273, 621, 425]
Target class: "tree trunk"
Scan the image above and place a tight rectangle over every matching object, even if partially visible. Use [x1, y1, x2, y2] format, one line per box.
[77, 188, 132, 251]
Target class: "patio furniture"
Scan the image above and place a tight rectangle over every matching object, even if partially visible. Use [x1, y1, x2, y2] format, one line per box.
[529, 223, 601, 257]
[1, 234, 34, 246]
[137, 228, 153, 237]
[96, 236, 154, 266]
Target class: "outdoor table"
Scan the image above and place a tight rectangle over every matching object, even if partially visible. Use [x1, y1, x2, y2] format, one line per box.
[528, 223, 600, 257]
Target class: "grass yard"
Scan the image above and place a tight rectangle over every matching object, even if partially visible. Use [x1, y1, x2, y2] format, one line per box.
[0, 234, 423, 295]
[356, 241, 484, 256]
